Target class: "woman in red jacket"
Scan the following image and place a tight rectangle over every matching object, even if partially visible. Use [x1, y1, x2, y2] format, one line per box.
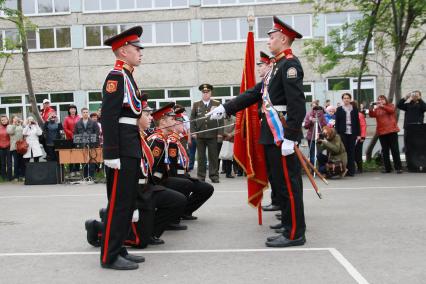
[369, 95, 402, 173]
[63, 104, 80, 176]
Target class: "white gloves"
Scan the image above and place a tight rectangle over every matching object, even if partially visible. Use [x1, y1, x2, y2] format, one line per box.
[281, 139, 295, 156]
[104, 159, 121, 170]
[132, 210, 139, 222]
[207, 104, 226, 120]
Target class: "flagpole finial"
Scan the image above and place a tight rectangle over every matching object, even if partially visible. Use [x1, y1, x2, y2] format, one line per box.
[247, 7, 255, 31]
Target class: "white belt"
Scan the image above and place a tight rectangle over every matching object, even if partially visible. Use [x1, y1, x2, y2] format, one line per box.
[119, 117, 137, 125]
[138, 178, 146, 184]
[274, 105, 287, 112]
[154, 172, 163, 179]
[177, 169, 185, 175]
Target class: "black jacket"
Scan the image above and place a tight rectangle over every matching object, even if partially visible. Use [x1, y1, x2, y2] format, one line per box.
[223, 52, 306, 143]
[74, 118, 99, 136]
[335, 106, 360, 137]
[101, 64, 141, 159]
[397, 98, 426, 128]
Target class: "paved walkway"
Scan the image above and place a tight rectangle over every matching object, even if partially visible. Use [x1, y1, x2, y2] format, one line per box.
[0, 172, 425, 283]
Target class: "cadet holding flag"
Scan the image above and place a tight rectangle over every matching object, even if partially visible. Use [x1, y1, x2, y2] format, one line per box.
[208, 16, 307, 247]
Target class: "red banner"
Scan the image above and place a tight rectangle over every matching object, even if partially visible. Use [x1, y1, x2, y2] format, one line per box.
[233, 31, 268, 211]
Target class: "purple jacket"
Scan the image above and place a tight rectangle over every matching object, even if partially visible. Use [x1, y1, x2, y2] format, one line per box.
[304, 109, 327, 141]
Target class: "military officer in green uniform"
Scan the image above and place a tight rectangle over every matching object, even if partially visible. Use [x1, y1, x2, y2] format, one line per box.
[190, 84, 224, 183]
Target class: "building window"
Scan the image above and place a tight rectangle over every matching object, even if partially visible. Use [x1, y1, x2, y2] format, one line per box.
[203, 15, 311, 43]
[325, 12, 374, 54]
[84, 22, 189, 48]
[83, 0, 188, 12]
[143, 88, 192, 109]
[201, 0, 298, 6]
[256, 15, 312, 39]
[326, 77, 376, 106]
[203, 18, 247, 43]
[303, 83, 313, 103]
[1, 0, 70, 15]
[0, 92, 74, 122]
[0, 27, 71, 52]
[88, 91, 103, 112]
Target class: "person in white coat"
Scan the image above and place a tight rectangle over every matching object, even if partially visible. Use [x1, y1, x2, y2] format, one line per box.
[22, 116, 43, 163]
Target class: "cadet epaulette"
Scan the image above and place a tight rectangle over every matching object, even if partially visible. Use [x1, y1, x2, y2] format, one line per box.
[284, 48, 294, 60]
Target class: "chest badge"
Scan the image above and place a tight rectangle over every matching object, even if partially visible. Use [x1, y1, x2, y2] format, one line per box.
[153, 146, 161, 157]
[169, 148, 177, 158]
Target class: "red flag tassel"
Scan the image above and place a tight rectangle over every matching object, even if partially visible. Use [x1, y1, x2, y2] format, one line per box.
[258, 205, 263, 225]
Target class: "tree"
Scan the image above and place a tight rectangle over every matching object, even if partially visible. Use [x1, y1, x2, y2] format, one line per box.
[0, 0, 42, 123]
[303, 0, 426, 159]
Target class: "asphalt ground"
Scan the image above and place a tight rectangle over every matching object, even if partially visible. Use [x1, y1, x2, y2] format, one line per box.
[0, 172, 425, 284]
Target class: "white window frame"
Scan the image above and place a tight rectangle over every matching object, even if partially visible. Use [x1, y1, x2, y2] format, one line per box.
[201, 0, 299, 7]
[303, 82, 314, 102]
[0, 92, 74, 122]
[202, 18, 246, 44]
[202, 15, 312, 44]
[0, 0, 71, 16]
[84, 22, 190, 49]
[326, 76, 376, 101]
[0, 27, 72, 53]
[82, 0, 189, 13]
[143, 88, 192, 109]
[325, 12, 374, 55]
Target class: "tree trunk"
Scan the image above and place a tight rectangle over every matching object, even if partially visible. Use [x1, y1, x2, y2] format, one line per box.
[17, 0, 42, 124]
[356, 0, 381, 101]
[366, 50, 402, 160]
[366, 134, 379, 161]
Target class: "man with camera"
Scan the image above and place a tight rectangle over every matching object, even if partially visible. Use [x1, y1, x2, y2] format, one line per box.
[316, 126, 347, 178]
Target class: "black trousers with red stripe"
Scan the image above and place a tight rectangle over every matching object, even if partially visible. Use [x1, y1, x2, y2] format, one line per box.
[264, 144, 306, 240]
[101, 157, 140, 264]
[162, 176, 214, 216]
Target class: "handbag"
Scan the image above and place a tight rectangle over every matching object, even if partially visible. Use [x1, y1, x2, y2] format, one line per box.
[16, 139, 29, 155]
[218, 141, 234, 160]
[325, 160, 345, 177]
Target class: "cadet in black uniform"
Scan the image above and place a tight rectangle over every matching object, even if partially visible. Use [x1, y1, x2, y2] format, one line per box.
[85, 95, 187, 249]
[130, 98, 187, 247]
[100, 26, 146, 270]
[208, 16, 306, 247]
[165, 106, 214, 220]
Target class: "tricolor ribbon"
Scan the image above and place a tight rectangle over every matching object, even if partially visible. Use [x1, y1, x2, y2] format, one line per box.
[261, 70, 284, 146]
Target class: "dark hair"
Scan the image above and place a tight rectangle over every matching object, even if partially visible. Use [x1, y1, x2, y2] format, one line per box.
[341, 92, 352, 99]
[352, 100, 359, 109]
[377, 95, 389, 104]
[81, 107, 89, 112]
[67, 104, 78, 116]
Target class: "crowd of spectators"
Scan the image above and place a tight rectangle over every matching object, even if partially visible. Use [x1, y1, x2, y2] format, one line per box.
[1, 90, 425, 183]
[0, 103, 103, 182]
[303, 90, 425, 178]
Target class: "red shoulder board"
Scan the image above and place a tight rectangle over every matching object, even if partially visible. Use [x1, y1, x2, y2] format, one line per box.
[285, 53, 294, 59]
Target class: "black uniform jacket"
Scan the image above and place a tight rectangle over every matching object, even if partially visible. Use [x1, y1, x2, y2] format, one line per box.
[167, 133, 187, 177]
[101, 63, 141, 159]
[224, 51, 306, 143]
[136, 133, 166, 210]
[147, 131, 169, 184]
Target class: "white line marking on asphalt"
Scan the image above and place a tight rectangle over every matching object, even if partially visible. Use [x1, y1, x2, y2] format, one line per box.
[329, 248, 370, 284]
[0, 247, 368, 283]
[0, 247, 330, 257]
[0, 185, 425, 199]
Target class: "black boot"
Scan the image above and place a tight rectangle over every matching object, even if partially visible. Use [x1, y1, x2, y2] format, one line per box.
[85, 219, 100, 247]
